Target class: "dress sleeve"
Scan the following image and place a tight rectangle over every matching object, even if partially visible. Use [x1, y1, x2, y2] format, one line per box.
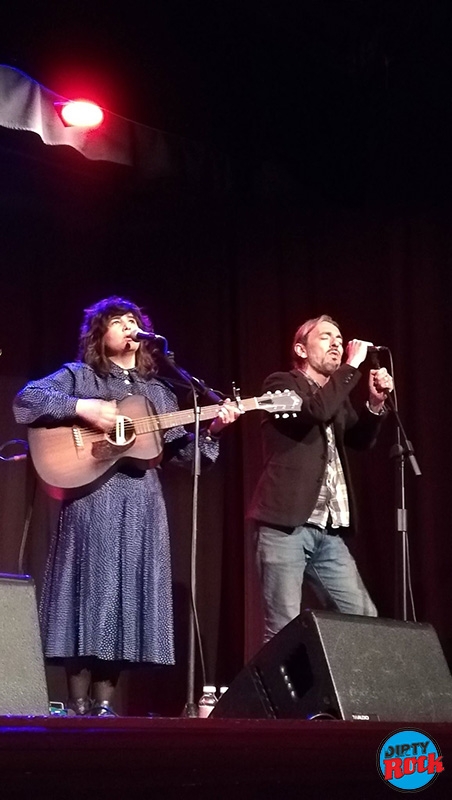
[13, 365, 79, 425]
[153, 382, 220, 466]
[164, 430, 220, 466]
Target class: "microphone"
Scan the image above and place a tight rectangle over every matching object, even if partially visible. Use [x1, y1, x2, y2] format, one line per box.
[130, 328, 163, 342]
[367, 345, 389, 353]
[365, 344, 389, 372]
[130, 328, 168, 354]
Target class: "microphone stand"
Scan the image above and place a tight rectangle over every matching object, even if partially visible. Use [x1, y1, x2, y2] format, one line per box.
[370, 352, 421, 621]
[150, 339, 223, 717]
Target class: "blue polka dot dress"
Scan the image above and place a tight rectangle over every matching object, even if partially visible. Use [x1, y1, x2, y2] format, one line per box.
[14, 361, 219, 664]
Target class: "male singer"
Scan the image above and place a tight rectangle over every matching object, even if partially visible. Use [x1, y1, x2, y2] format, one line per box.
[248, 314, 393, 643]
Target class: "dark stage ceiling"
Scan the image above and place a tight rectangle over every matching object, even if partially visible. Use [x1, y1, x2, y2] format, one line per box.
[3, 0, 452, 204]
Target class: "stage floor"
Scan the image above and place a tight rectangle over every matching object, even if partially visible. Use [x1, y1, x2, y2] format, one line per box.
[1, 716, 451, 799]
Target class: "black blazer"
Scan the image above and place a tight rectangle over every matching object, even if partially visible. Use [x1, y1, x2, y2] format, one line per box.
[247, 364, 384, 534]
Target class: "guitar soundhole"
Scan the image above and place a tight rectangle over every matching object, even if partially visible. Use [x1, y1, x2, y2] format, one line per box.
[106, 416, 136, 447]
[91, 417, 136, 461]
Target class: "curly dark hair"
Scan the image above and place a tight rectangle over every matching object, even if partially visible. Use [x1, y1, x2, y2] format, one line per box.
[77, 296, 156, 377]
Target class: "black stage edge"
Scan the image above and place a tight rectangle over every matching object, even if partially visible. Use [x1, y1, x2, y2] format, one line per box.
[1, 717, 451, 799]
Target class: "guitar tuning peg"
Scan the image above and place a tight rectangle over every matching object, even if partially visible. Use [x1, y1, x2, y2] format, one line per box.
[284, 389, 289, 393]
[275, 390, 281, 394]
[292, 412, 298, 417]
[274, 414, 280, 419]
[232, 382, 242, 402]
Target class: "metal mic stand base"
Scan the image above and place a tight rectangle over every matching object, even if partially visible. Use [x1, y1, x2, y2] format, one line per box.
[180, 703, 198, 718]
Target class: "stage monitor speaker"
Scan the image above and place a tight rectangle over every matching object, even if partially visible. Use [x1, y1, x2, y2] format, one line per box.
[0, 573, 49, 716]
[211, 609, 452, 722]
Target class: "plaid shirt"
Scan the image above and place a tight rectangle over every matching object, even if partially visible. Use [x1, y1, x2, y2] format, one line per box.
[307, 422, 350, 529]
[302, 372, 350, 530]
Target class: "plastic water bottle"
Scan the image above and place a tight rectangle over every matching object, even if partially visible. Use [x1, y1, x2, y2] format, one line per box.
[197, 685, 217, 718]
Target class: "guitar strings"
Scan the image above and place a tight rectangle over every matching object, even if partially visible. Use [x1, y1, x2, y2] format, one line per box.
[71, 394, 284, 441]
[75, 405, 224, 441]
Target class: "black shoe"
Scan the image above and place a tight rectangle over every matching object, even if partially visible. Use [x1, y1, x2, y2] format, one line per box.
[90, 701, 118, 717]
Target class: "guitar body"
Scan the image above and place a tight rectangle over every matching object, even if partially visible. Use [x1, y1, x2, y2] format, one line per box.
[28, 395, 164, 500]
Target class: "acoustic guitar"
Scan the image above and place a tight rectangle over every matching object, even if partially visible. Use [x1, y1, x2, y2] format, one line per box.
[27, 390, 301, 499]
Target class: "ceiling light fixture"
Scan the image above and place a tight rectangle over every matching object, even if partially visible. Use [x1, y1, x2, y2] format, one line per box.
[55, 100, 104, 128]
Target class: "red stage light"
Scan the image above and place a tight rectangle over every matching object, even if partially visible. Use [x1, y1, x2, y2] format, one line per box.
[57, 100, 104, 128]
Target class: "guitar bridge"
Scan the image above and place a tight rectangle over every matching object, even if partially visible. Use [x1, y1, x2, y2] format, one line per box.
[72, 427, 84, 450]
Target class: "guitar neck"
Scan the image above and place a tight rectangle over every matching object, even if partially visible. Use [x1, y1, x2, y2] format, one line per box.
[143, 397, 260, 434]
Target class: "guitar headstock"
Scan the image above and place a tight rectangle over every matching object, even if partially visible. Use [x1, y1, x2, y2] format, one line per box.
[256, 389, 302, 416]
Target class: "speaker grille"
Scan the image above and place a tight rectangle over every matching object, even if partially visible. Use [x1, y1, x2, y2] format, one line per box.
[0, 574, 49, 716]
[212, 610, 452, 722]
[305, 612, 452, 722]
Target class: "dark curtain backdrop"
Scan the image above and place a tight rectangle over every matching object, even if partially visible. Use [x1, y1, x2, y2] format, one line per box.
[1, 124, 452, 714]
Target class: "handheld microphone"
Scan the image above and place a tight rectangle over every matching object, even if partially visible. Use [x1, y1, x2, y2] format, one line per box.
[365, 344, 389, 372]
[367, 345, 389, 353]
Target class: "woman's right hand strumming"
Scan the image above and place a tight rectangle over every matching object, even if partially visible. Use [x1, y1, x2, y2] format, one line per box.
[75, 399, 118, 431]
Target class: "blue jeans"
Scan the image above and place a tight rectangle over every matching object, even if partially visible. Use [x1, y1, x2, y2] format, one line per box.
[256, 523, 377, 643]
